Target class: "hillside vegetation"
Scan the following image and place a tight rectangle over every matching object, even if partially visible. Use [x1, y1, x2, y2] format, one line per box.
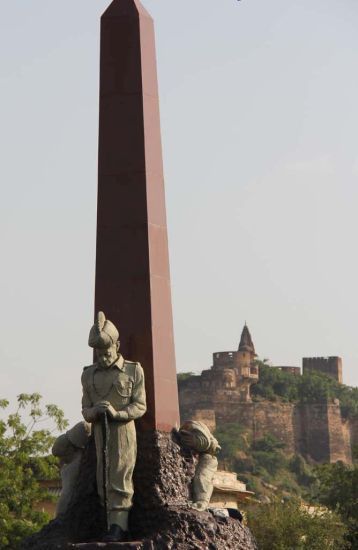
[251, 361, 358, 419]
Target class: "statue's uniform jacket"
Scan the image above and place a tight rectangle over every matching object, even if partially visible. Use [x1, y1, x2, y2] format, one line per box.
[81, 355, 146, 519]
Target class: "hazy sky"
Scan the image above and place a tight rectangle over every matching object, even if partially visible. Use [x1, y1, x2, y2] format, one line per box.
[1, 0, 357, 427]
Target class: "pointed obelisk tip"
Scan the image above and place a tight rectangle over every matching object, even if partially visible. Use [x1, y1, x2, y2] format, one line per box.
[102, 0, 152, 19]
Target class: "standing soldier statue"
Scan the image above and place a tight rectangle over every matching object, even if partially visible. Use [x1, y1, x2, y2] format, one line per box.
[81, 312, 147, 542]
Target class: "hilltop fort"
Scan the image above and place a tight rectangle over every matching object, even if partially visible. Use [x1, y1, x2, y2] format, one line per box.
[179, 325, 357, 464]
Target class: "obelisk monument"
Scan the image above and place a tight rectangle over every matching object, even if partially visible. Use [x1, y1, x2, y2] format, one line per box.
[22, 2, 257, 547]
[94, 0, 179, 432]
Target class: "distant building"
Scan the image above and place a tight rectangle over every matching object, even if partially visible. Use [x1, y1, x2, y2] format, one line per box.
[201, 324, 259, 403]
[302, 357, 342, 383]
[211, 471, 254, 509]
[35, 479, 61, 517]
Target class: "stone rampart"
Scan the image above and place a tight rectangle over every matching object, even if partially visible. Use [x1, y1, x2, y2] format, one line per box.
[179, 390, 353, 464]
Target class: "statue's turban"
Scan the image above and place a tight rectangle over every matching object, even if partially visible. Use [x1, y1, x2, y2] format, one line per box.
[88, 311, 119, 349]
[67, 421, 91, 448]
[52, 421, 91, 457]
[179, 420, 221, 455]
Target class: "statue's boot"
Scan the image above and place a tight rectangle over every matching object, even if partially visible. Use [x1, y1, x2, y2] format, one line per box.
[102, 524, 127, 542]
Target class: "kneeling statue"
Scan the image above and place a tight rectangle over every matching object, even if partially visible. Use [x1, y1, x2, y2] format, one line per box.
[176, 420, 221, 511]
[52, 421, 91, 517]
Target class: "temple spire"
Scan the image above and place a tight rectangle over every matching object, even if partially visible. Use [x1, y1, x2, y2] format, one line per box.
[238, 324, 255, 355]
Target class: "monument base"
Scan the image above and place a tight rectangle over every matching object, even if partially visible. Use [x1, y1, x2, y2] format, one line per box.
[69, 543, 148, 549]
[132, 505, 256, 550]
[22, 432, 257, 550]
[67, 505, 255, 549]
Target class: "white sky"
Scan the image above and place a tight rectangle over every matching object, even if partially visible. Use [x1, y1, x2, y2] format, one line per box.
[0, 0, 357, 427]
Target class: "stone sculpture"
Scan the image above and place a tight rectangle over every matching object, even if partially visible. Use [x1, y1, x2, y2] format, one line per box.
[176, 420, 221, 511]
[81, 311, 146, 542]
[52, 421, 91, 516]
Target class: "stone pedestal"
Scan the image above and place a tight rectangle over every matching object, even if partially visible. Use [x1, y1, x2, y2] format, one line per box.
[22, 433, 257, 550]
[69, 544, 147, 549]
[69, 544, 148, 549]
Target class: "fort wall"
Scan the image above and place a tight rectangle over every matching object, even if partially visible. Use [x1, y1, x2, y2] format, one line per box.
[179, 388, 353, 464]
[179, 328, 353, 464]
[348, 416, 358, 452]
[302, 357, 342, 383]
[298, 403, 331, 462]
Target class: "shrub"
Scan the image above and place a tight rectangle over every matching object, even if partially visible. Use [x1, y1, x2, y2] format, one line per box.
[245, 500, 348, 550]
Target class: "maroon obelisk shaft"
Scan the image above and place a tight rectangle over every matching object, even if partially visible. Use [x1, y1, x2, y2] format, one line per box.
[94, 0, 179, 431]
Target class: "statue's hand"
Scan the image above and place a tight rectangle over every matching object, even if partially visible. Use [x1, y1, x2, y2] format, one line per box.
[105, 403, 120, 420]
[92, 401, 110, 419]
[93, 401, 124, 421]
[96, 400, 110, 408]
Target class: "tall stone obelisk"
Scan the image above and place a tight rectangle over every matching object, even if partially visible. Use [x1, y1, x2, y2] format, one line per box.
[94, 0, 179, 432]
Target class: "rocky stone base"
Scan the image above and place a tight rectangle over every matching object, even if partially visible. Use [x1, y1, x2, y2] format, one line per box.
[69, 543, 149, 549]
[68, 506, 255, 549]
[22, 431, 257, 550]
[133, 506, 256, 550]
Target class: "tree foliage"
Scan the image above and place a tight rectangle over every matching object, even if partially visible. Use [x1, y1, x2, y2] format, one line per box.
[215, 425, 289, 479]
[251, 361, 358, 418]
[289, 454, 316, 487]
[312, 462, 358, 548]
[214, 422, 249, 460]
[251, 434, 287, 476]
[177, 372, 196, 384]
[0, 394, 68, 549]
[245, 499, 348, 550]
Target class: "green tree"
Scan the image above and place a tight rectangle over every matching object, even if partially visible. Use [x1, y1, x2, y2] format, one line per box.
[0, 394, 68, 550]
[251, 434, 287, 476]
[245, 499, 348, 550]
[289, 455, 316, 487]
[333, 385, 358, 419]
[214, 422, 249, 465]
[313, 462, 358, 548]
[251, 361, 300, 402]
[177, 372, 196, 383]
[298, 372, 333, 403]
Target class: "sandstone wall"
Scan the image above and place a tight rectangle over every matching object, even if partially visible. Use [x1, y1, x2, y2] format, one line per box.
[298, 403, 352, 464]
[189, 409, 216, 432]
[298, 403, 330, 462]
[179, 388, 353, 463]
[215, 401, 298, 454]
[327, 403, 352, 463]
[179, 379, 213, 422]
[348, 416, 358, 452]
